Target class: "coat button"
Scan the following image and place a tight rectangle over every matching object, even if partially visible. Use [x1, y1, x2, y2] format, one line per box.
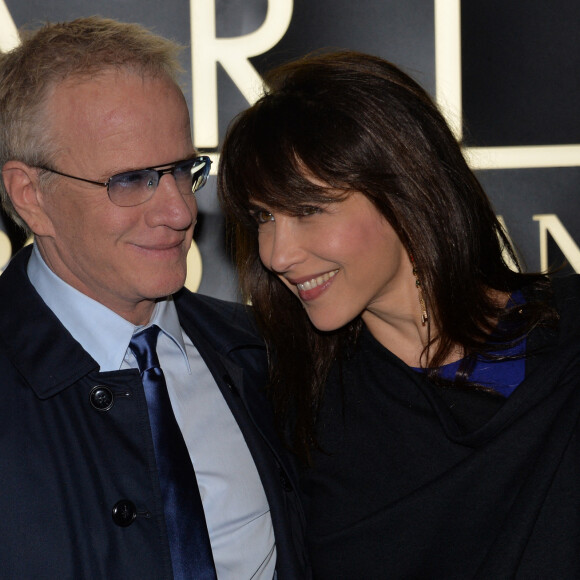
[112, 499, 137, 527]
[89, 385, 114, 411]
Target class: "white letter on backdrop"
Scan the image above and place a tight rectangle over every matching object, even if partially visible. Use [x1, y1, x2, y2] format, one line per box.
[0, 0, 18, 52]
[533, 214, 580, 272]
[191, 0, 293, 148]
[0, 1, 18, 271]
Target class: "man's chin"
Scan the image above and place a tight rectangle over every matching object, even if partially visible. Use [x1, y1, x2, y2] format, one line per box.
[143, 274, 187, 301]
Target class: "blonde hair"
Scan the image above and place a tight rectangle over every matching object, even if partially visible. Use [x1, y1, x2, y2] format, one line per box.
[0, 16, 184, 229]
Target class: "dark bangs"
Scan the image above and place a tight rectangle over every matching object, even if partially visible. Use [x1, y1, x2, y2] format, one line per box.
[218, 86, 379, 228]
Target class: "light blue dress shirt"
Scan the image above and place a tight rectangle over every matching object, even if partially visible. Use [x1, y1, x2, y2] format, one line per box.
[27, 244, 276, 579]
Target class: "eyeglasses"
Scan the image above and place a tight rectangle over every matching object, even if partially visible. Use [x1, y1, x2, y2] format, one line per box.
[37, 155, 212, 207]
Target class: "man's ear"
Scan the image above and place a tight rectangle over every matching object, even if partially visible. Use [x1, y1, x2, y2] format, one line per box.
[2, 161, 55, 236]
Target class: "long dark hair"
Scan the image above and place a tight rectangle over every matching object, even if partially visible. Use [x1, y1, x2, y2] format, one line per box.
[218, 51, 556, 461]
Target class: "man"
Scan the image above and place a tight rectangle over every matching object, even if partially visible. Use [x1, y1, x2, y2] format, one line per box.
[0, 17, 307, 579]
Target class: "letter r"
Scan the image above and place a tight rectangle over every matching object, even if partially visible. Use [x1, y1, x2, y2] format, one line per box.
[190, 0, 293, 148]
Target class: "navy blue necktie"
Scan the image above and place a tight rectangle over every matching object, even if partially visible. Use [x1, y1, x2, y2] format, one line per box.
[130, 325, 217, 579]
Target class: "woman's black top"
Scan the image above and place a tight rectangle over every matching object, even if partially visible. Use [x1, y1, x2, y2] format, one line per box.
[301, 275, 580, 579]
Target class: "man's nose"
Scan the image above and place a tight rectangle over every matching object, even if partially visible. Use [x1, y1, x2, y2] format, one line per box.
[146, 173, 196, 230]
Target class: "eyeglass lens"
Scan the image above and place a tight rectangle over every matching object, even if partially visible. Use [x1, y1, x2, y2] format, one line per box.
[108, 156, 210, 207]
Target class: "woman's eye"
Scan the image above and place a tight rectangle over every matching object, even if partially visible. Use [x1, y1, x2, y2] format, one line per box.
[299, 206, 321, 216]
[250, 209, 274, 224]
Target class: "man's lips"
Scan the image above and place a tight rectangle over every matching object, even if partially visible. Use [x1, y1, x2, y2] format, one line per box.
[132, 239, 186, 252]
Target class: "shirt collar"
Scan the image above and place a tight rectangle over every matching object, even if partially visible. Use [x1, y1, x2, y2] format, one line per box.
[27, 243, 188, 372]
[136, 298, 190, 373]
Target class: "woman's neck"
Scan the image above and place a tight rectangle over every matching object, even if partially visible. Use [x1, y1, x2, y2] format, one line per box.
[361, 278, 434, 367]
[362, 287, 511, 367]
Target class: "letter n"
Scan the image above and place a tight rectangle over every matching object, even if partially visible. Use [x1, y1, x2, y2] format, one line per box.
[533, 214, 580, 273]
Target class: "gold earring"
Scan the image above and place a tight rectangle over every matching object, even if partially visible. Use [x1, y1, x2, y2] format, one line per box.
[410, 255, 428, 326]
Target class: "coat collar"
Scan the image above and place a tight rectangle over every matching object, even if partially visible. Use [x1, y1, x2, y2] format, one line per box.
[0, 246, 99, 398]
[174, 287, 264, 356]
[0, 247, 265, 400]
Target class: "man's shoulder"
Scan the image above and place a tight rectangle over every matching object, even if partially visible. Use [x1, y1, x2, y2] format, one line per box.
[176, 288, 246, 316]
[0, 246, 31, 288]
[0, 247, 49, 325]
[174, 288, 263, 352]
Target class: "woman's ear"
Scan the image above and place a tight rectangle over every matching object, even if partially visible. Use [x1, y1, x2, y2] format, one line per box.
[2, 161, 55, 236]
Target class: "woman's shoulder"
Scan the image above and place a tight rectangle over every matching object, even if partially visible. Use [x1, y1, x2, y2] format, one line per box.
[546, 274, 580, 344]
[549, 274, 580, 319]
[551, 273, 580, 301]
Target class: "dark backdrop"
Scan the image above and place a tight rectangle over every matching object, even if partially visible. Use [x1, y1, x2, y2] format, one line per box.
[1, 0, 578, 299]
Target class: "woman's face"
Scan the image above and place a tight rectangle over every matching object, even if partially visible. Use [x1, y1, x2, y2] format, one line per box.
[250, 190, 413, 332]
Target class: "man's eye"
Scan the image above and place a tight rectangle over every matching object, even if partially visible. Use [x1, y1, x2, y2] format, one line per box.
[113, 170, 157, 191]
[114, 171, 146, 189]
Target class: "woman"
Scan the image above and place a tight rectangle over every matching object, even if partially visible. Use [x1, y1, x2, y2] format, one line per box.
[218, 51, 580, 578]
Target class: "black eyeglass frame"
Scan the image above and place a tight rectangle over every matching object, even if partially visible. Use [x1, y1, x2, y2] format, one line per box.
[36, 155, 212, 207]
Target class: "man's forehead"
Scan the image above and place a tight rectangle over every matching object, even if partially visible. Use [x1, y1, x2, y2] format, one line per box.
[47, 71, 187, 130]
[44, 70, 192, 174]
[52, 68, 180, 101]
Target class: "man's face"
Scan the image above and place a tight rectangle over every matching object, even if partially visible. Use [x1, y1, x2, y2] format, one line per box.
[35, 70, 197, 324]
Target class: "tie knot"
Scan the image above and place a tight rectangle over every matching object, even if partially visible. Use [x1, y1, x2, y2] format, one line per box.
[129, 325, 161, 373]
